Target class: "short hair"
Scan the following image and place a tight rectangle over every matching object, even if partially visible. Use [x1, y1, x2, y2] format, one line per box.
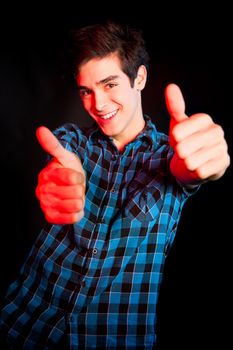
[65, 20, 150, 87]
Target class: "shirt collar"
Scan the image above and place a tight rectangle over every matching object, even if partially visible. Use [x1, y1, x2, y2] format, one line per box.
[88, 114, 157, 148]
[137, 114, 157, 147]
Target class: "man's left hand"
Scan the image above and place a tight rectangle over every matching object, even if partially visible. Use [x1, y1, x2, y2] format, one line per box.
[165, 83, 230, 186]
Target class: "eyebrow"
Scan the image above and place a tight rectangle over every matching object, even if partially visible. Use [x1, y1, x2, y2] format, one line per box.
[97, 75, 119, 85]
[77, 75, 120, 90]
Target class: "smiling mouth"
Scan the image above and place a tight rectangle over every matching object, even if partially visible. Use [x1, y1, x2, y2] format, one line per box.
[98, 110, 118, 120]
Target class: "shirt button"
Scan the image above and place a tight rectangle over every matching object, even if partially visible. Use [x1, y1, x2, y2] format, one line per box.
[110, 188, 116, 193]
[92, 248, 98, 255]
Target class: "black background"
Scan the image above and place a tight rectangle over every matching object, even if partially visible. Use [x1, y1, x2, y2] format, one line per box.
[0, 3, 232, 349]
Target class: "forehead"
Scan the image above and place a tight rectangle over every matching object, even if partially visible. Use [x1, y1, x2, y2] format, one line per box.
[77, 53, 125, 86]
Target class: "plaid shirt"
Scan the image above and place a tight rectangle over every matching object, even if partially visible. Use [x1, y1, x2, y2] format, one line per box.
[0, 116, 196, 349]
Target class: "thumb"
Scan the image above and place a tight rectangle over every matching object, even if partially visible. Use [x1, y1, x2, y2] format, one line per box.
[36, 126, 84, 174]
[165, 83, 188, 123]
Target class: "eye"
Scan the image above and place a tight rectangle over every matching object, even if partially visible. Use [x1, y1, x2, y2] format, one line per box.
[79, 89, 91, 98]
[105, 83, 117, 89]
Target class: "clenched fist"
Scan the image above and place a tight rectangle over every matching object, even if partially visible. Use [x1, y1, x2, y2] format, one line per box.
[165, 84, 230, 186]
[35, 126, 86, 224]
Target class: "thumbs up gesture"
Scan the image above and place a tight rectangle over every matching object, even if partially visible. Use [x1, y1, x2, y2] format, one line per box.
[165, 84, 230, 186]
[35, 126, 86, 224]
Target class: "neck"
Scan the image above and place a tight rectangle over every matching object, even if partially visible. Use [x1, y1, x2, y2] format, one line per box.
[113, 116, 145, 151]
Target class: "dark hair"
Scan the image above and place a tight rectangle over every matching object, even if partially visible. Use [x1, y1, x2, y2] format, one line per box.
[65, 20, 150, 87]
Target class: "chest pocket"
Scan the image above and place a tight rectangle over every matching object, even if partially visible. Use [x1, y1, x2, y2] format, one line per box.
[123, 175, 164, 222]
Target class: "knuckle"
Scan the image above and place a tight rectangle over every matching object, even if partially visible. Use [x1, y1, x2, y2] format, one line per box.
[184, 157, 196, 171]
[171, 124, 181, 142]
[74, 186, 82, 197]
[204, 114, 213, 123]
[198, 113, 213, 124]
[214, 124, 224, 138]
[226, 154, 231, 167]
[195, 167, 207, 180]
[175, 143, 186, 159]
[73, 210, 84, 223]
[76, 199, 84, 211]
[68, 171, 77, 184]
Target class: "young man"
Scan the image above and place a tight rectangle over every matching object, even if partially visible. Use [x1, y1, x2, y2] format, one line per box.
[0, 21, 230, 349]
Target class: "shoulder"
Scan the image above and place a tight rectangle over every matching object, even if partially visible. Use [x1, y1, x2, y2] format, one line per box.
[52, 123, 98, 159]
[144, 115, 170, 150]
[150, 124, 173, 159]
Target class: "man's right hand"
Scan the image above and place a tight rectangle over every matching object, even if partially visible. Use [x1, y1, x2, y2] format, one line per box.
[35, 126, 86, 224]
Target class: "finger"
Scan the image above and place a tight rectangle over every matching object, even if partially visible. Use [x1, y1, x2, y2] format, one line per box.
[46, 198, 85, 213]
[43, 167, 85, 185]
[36, 126, 84, 172]
[175, 122, 223, 159]
[165, 83, 188, 122]
[36, 126, 68, 161]
[38, 183, 85, 200]
[183, 143, 228, 172]
[171, 113, 213, 144]
[195, 154, 231, 181]
[45, 209, 85, 224]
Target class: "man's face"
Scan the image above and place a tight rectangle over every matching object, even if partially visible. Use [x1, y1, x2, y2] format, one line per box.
[76, 53, 146, 150]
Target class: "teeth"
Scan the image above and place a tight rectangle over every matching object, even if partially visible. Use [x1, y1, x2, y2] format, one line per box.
[100, 110, 117, 120]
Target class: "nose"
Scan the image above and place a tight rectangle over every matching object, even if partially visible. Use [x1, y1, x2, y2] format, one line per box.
[93, 90, 108, 112]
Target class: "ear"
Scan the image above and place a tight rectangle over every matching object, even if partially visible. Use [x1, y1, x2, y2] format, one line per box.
[135, 65, 147, 91]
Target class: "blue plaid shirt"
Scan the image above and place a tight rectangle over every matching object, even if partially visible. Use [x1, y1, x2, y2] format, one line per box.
[0, 116, 196, 349]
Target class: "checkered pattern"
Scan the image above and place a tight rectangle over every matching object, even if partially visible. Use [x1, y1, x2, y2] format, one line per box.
[0, 116, 195, 349]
